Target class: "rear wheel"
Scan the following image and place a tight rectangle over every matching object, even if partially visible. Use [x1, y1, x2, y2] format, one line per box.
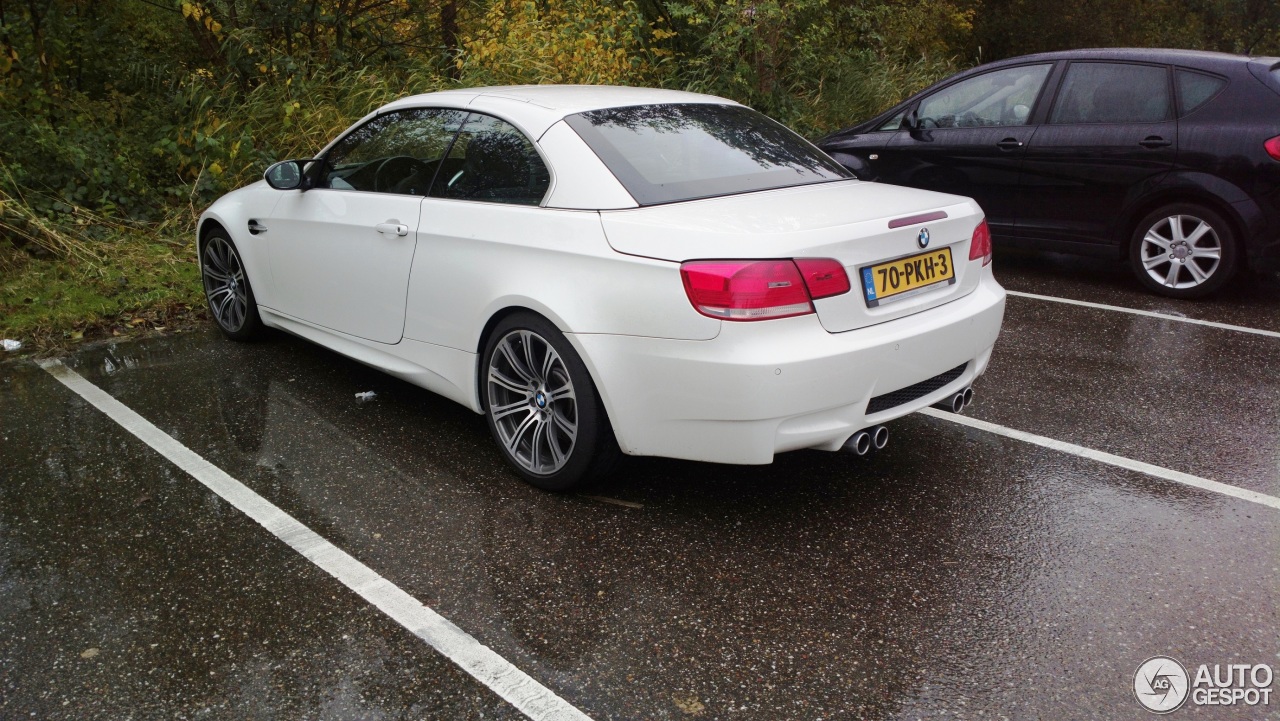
[482, 313, 619, 491]
[1129, 204, 1238, 298]
[201, 232, 263, 340]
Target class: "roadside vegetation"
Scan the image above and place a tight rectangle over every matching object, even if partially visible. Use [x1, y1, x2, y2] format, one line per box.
[2, 0, 1277, 352]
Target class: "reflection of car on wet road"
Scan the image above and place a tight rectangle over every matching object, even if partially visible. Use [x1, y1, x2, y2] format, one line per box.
[819, 49, 1280, 298]
[197, 85, 1005, 490]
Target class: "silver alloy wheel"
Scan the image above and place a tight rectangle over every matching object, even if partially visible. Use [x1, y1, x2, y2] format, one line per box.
[202, 236, 250, 332]
[1139, 214, 1223, 290]
[487, 329, 578, 476]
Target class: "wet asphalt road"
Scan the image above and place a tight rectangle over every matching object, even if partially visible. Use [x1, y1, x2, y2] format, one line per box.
[2, 252, 1279, 720]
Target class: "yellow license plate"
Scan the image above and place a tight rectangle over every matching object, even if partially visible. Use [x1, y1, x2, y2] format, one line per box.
[860, 248, 955, 307]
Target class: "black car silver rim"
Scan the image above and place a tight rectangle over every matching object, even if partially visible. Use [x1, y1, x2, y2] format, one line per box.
[1139, 214, 1222, 290]
[202, 236, 249, 332]
[487, 330, 577, 475]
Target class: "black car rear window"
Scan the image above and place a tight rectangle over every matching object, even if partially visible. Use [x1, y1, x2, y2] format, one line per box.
[565, 104, 851, 206]
[1176, 69, 1227, 115]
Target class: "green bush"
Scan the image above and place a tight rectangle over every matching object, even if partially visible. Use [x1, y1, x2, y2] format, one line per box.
[664, 0, 966, 136]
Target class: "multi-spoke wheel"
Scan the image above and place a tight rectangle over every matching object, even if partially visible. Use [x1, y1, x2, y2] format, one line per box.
[482, 313, 619, 490]
[201, 232, 263, 340]
[1129, 204, 1238, 298]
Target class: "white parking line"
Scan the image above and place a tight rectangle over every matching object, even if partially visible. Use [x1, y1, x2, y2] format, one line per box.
[921, 407, 1280, 511]
[39, 360, 594, 721]
[1006, 290, 1280, 340]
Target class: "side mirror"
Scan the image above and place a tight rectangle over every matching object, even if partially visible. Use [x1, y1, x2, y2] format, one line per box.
[264, 159, 312, 191]
[904, 109, 931, 141]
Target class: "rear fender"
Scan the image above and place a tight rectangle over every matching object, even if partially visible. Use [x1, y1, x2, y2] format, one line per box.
[1119, 172, 1258, 251]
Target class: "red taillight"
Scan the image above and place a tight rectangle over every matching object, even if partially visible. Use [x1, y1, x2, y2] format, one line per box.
[794, 258, 852, 299]
[1266, 136, 1280, 161]
[680, 260, 814, 320]
[969, 219, 993, 266]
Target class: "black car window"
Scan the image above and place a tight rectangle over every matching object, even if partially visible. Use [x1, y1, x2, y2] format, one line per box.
[431, 112, 550, 206]
[323, 108, 468, 195]
[876, 111, 905, 131]
[1176, 69, 1227, 115]
[916, 64, 1051, 128]
[1049, 63, 1172, 124]
[565, 103, 850, 206]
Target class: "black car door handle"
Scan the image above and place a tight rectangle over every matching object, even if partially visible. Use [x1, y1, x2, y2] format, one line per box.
[1139, 136, 1172, 148]
[996, 138, 1023, 150]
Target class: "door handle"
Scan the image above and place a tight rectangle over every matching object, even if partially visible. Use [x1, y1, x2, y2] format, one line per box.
[1139, 136, 1172, 148]
[247, 220, 268, 235]
[995, 138, 1023, 150]
[375, 222, 409, 237]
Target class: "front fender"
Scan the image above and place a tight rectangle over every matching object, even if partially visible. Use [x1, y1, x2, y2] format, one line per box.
[198, 180, 285, 308]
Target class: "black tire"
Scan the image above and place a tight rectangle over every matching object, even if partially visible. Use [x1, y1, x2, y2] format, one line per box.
[201, 232, 264, 341]
[1129, 203, 1239, 299]
[481, 312, 620, 491]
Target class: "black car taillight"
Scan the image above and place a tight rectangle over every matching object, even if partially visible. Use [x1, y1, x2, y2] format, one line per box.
[1266, 136, 1280, 161]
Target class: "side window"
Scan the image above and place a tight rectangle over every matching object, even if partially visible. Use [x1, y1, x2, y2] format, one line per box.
[323, 108, 468, 194]
[1049, 63, 1172, 124]
[917, 64, 1051, 128]
[432, 113, 550, 206]
[1176, 69, 1227, 115]
[876, 111, 905, 131]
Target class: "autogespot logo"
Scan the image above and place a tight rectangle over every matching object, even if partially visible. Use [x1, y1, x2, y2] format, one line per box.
[1135, 656, 1190, 714]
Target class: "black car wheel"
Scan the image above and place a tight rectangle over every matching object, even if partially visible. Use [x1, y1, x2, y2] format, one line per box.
[1129, 203, 1239, 299]
[482, 312, 619, 491]
[201, 232, 264, 340]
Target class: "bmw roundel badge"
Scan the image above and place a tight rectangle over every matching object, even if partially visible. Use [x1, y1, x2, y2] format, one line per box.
[917, 228, 931, 249]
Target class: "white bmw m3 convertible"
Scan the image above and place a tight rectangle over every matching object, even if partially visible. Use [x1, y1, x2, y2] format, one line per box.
[198, 85, 1006, 490]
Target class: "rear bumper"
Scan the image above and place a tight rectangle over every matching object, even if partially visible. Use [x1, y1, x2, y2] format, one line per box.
[570, 275, 1006, 464]
[1234, 193, 1280, 273]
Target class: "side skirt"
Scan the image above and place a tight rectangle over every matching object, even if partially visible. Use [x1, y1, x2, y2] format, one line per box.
[258, 307, 481, 412]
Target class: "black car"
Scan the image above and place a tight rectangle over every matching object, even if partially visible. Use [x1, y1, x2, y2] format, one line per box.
[818, 48, 1280, 298]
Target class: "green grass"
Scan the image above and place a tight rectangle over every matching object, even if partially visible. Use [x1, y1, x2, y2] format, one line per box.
[1, 231, 205, 354]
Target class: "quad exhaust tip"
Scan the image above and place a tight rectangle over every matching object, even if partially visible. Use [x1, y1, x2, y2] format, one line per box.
[844, 425, 889, 455]
[933, 387, 974, 414]
[872, 425, 889, 450]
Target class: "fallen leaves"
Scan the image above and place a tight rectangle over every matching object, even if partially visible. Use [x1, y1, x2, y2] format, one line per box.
[672, 694, 705, 716]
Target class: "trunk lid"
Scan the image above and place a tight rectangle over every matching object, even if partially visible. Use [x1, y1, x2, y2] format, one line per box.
[599, 180, 985, 333]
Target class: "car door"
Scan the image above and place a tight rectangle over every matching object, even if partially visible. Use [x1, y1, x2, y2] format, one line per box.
[265, 107, 468, 344]
[1017, 61, 1178, 247]
[878, 63, 1054, 239]
[402, 111, 553, 350]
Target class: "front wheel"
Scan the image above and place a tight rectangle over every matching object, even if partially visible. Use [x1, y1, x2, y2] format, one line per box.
[482, 313, 619, 491]
[201, 233, 263, 340]
[1129, 204, 1239, 299]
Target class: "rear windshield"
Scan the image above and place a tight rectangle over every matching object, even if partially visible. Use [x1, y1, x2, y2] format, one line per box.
[564, 104, 851, 205]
